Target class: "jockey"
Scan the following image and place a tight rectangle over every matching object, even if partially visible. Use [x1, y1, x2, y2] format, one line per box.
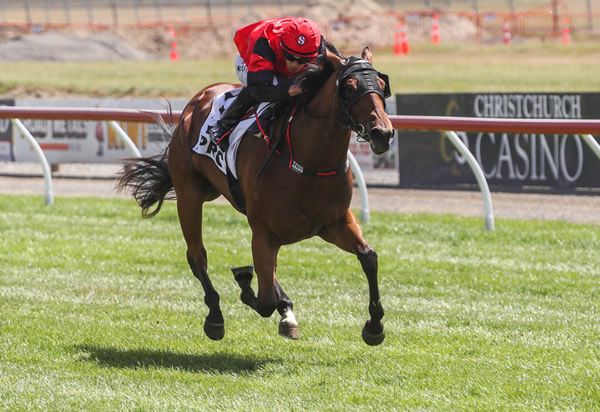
[210, 17, 324, 146]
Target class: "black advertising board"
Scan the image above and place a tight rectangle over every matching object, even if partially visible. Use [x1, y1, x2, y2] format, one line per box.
[0, 99, 15, 161]
[395, 93, 600, 191]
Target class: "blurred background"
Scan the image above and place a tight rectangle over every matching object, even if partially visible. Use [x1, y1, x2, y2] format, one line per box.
[0, 0, 597, 59]
[1, 0, 598, 193]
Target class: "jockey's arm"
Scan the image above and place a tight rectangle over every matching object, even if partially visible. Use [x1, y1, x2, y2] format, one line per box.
[246, 70, 294, 102]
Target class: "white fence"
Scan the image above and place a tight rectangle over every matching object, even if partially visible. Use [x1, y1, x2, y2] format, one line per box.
[1, 106, 600, 231]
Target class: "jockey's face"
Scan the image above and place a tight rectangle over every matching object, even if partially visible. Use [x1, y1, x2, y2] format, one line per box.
[283, 50, 312, 74]
[285, 58, 306, 74]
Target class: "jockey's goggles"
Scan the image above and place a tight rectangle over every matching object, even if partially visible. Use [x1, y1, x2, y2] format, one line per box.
[282, 50, 312, 65]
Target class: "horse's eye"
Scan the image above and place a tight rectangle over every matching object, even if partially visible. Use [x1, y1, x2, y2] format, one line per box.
[342, 79, 358, 97]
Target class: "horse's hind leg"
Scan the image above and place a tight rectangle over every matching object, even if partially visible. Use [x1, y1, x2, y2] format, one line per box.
[175, 188, 225, 340]
[187, 252, 224, 340]
[320, 210, 385, 346]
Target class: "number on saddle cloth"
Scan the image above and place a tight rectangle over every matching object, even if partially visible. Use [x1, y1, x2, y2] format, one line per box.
[193, 90, 275, 178]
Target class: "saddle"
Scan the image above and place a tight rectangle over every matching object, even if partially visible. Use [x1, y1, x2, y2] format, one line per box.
[192, 89, 277, 215]
[231, 104, 276, 148]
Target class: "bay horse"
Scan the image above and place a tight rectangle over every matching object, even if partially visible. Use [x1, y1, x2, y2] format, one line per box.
[118, 47, 394, 345]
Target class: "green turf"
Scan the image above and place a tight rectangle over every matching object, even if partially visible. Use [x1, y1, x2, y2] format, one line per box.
[1, 42, 600, 98]
[1, 194, 599, 410]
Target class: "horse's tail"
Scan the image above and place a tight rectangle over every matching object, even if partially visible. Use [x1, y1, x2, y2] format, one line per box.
[117, 115, 176, 218]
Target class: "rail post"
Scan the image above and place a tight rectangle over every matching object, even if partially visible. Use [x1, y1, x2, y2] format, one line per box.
[580, 134, 600, 160]
[347, 150, 370, 224]
[107, 120, 142, 158]
[444, 130, 494, 231]
[11, 119, 54, 206]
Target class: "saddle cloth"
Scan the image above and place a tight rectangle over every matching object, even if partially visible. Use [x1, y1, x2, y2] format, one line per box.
[192, 88, 271, 179]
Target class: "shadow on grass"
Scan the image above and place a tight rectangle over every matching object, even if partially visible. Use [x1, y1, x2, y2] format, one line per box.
[74, 344, 274, 374]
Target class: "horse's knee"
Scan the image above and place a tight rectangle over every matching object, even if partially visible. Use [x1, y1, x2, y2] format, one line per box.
[357, 247, 378, 276]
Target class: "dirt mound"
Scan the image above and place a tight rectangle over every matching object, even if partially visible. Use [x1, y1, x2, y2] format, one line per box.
[0, 31, 153, 61]
[405, 13, 478, 44]
[0, 1, 481, 61]
[297, 0, 384, 20]
[116, 25, 237, 60]
[292, 0, 397, 50]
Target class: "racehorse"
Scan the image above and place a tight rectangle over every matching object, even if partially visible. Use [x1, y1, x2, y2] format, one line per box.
[118, 46, 394, 345]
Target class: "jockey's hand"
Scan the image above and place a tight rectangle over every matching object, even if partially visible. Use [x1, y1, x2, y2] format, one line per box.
[288, 84, 304, 96]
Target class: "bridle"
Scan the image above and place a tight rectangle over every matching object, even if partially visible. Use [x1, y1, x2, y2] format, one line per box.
[335, 57, 391, 140]
[258, 56, 392, 178]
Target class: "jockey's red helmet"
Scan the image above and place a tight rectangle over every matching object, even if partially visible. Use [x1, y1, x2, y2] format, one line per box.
[280, 18, 321, 57]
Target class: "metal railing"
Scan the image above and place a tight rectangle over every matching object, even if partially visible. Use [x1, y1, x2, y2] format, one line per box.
[2, 106, 600, 230]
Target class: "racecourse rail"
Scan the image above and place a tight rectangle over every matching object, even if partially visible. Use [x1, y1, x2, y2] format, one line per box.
[1, 106, 600, 231]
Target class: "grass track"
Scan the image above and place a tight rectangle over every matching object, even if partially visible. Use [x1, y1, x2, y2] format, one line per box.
[1, 194, 599, 409]
[1, 42, 600, 97]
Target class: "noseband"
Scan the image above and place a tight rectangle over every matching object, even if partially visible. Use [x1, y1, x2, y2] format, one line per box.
[335, 57, 391, 139]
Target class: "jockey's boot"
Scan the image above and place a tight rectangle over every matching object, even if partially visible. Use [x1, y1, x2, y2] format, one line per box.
[211, 87, 255, 151]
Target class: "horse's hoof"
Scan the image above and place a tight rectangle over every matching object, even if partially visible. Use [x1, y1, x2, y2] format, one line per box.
[278, 321, 300, 340]
[204, 320, 225, 341]
[278, 310, 300, 340]
[362, 321, 385, 346]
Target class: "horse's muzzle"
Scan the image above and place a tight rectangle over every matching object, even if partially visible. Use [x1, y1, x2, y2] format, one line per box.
[368, 126, 395, 155]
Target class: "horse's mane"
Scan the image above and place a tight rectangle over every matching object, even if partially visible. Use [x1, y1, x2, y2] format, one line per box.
[296, 42, 343, 98]
[274, 42, 344, 118]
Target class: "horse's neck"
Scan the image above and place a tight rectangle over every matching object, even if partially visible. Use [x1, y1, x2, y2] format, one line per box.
[289, 72, 350, 170]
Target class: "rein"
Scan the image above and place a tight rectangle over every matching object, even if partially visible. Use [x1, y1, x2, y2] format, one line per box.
[257, 106, 349, 178]
[256, 57, 390, 179]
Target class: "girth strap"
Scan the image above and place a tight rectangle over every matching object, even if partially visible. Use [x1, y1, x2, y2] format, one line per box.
[275, 152, 349, 177]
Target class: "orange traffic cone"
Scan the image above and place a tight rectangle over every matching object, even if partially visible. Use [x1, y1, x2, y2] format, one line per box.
[431, 13, 440, 44]
[168, 24, 179, 61]
[561, 17, 571, 44]
[394, 23, 403, 55]
[503, 20, 511, 44]
[394, 23, 410, 55]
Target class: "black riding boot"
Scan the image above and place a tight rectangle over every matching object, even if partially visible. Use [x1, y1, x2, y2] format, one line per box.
[210, 87, 255, 150]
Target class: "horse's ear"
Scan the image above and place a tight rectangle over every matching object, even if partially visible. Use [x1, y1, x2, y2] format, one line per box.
[325, 48, 344, 70]
[361, 46, 373, 64]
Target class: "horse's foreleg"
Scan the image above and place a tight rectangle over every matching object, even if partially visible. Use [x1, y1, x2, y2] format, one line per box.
[275, 281, 298, 339]
[232, 264, 298, 339]
[356, 247, 385, 346]
[320, 210, 385, 346]
[250, 233, 279, 317]
[248, 233, 299, 339]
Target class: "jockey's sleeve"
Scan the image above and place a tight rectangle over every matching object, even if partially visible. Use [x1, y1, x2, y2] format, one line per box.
[245, 37, 293, 102]
[246, 73, 292, 102]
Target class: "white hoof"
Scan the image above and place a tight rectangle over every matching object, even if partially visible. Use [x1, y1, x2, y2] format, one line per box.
[278, 310, 300, 339]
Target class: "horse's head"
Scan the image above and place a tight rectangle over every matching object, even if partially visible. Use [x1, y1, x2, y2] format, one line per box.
[333, 47, 395, 155]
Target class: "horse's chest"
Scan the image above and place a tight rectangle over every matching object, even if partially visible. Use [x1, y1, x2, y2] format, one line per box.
[274, 184, 350, 242]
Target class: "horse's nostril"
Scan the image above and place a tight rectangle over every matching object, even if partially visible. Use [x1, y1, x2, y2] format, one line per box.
[375, 126, 395, 140]
[369, 127, 388, 142]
